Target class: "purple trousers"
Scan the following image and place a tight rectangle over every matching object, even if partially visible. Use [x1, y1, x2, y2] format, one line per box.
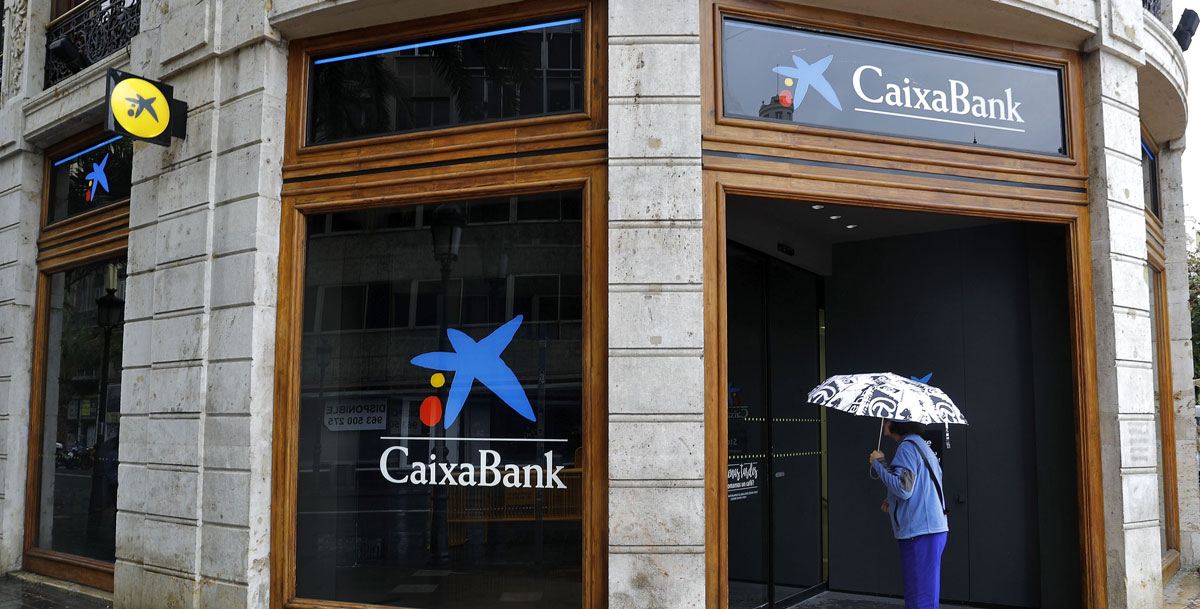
[898, 531, 947, 609]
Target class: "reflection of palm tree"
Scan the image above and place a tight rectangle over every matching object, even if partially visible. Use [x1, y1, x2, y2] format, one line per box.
[309, 56, 402, 144]
[430, 37, 535, 121]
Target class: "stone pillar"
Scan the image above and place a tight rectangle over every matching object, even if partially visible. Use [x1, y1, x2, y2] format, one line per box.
[0, 0, 50, 572]
[1084, 40, 1163, 608]
[113, 1, 284, 606]
[606, 0, 705, 607]
[1159, 140, 1200, 567]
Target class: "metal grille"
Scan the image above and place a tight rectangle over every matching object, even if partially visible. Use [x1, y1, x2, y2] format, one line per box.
[44, 0, 140, 88]
[1144, 0, 1163, 20]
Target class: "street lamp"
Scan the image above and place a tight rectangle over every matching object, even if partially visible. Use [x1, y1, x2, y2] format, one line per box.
[427, 204, 464, 566]
[88, 265, 123, 552]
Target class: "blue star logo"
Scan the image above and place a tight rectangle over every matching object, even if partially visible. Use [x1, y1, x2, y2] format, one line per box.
[411, 315, 535, 429]
[772, 54, 842, 111]
[84, 154, 110, 202]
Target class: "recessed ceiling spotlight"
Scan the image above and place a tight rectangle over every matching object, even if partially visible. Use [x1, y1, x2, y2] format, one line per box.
[846, 224, 859, 229]
[829, 215, 842, 220]
[811, 204, 825, 210]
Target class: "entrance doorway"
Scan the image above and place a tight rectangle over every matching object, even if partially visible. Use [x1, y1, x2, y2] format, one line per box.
[725, 196, 1081, 609]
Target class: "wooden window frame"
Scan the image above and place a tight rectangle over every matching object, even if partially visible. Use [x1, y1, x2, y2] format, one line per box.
[23, 127, 133, 592]
[703, 0, 1089, 201]
[1143, 131, 1180, 580]
[283, 0, 606, 183]
[701, 2, 1105, 607]
[272, 4, 607, 609]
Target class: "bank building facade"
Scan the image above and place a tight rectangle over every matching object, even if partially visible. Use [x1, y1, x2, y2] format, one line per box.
[0, 0, 1195, 607]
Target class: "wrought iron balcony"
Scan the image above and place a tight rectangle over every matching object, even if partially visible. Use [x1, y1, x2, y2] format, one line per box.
[1144, 0, 1164, 21]
[44, 0, 140, 88]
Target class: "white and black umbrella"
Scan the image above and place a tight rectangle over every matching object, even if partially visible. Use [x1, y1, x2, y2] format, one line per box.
[806, 372, 968, 450]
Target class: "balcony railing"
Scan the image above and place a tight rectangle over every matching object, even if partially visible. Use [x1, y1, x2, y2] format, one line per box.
[1144, 0, 1164, 21]
[44, 0, 140, 88]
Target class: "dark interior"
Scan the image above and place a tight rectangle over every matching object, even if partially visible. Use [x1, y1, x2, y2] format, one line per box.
[725, 196, 1081, 609]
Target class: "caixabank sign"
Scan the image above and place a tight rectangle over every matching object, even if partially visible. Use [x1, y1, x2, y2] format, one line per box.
[721, 18, 1067, 156]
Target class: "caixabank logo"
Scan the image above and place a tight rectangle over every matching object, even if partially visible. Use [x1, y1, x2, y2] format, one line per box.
[378, 315, 567, 490]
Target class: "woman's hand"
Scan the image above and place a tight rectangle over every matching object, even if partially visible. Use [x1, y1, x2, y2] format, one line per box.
[869, 450, 884, 464]
[880, 499, 889, 513]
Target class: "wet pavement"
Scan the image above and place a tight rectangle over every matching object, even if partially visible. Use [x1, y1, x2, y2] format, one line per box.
[1167, 567, 1200, 609]
[0, 576, 111, 609]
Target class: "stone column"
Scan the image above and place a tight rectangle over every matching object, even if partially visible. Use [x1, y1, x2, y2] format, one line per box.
[1158, 140, 1200, 567]
[606, 1, 705, 607]
[113, 1, 284, 606]
[0, 0, 51, 572]
[1084, 37, 1163, 609]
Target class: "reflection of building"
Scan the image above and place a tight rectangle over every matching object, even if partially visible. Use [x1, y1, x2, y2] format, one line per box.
[758, 94, 793, 121]
[0, 0, 1195, 608]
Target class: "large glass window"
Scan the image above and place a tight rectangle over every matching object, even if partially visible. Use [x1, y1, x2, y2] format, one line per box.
[307, 16, 584, 145]
[295, 193, 584, 608]
[47, 135, 133, 225]
[35, 258, 125, 563]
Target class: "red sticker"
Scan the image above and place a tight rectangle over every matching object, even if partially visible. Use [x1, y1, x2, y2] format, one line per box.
[420, 395, 443, 427]
[779, 90, 793, 108]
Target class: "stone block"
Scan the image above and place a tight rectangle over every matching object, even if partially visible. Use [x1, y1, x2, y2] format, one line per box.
[145, 467, 199, 519]
[206, 361, 252, 414]
[1083, 48, 1140, 109]
[122, 319, 154, 368]
[117, 464, 147, 512]
[1123, 524, 1163, 606]
[113, 560, 145, 608]
[151, 365, 206, 414]
[1112, 309, 1153, 364]
[610, 101, 702, 159]
[219, 43, 288, 104]
[143, 517, 198, 573]
[609, 552, 705, 609]
[609, 486, 704, 546]
[200, 525, 249, 582]
[610, 355, 704, 414]
[123, 271, 154, 321]
[153, 260, 208, 314]
[214, 145, 283, 205]
[204, 416, 251, 470]
[1121, 472, 1160, 523]
[203, 470, 250, 527]
[156, 209, 212, 266]
[161, 0, 211, 64]
[118, 415, 147, 464]
[609, 0, 700, 37]
[144, 156, 212, 220]
[162, 108, 214, 170]
[211, 251, 277, 309]
[1102, 153, 1146, 211]
[140, 566, 197, 609]
[1119, 419, 1158, 467]
[1115, 364, 1155, 415]
[608, 291, 703, 350]
[213, 195, 283, 256]
[147, 417, 201, 466]
[217, 94, 266, 154]
[609, 422, 703, 480]
[1102, 206, 1148, 261]
[1109, 257, 1150, 312]
[609, 42, 701, 98]
[121, 368, 151, 415]
[151, 314, 206, 364]
[199, 580, 248, 609]
[127, 226, 157, 275]
[609, 226, 702, 285]
[210, 305, 274, 362]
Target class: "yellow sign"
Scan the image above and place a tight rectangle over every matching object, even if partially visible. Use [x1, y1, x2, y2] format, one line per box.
[109, 77, 171, 140]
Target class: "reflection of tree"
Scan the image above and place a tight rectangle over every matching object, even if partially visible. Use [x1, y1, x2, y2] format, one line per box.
[309, 56, 402, 144]
[431, 36, 534, 122]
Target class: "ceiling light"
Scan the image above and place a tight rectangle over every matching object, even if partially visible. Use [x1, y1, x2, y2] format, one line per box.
[846, 224, 858, 229]
[811, 204, 824, 210]
[829, 215, 842, 220]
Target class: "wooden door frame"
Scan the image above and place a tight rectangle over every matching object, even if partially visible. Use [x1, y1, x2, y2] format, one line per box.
[702, 171, 1105, 608]
[23, 127, 134, 592]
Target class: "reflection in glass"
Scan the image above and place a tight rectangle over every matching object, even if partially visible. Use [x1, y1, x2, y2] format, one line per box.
[1150, 268, 1169, 554]
[47, 136, 134, 224]
[307, 17, 584, 145]
[37, 258, 125, 562]
[295, 193, 584, 608]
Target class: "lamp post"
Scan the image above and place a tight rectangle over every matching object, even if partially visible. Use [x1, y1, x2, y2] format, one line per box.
[428, 204, 463, 566]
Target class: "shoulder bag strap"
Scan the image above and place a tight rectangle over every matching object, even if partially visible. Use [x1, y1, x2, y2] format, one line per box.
[903, 438, 947, 515]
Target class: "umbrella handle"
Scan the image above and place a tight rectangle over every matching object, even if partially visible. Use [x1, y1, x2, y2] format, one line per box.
[876, 417, 884, 451]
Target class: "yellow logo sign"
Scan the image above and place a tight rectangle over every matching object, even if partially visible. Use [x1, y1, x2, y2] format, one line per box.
[109, 78, 170, 139]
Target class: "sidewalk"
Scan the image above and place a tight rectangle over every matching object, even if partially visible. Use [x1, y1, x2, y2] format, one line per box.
[0, 574, 111, 609]
[1166, 567, 1200, 609]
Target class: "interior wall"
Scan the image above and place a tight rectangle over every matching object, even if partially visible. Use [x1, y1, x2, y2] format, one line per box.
[823, 223, 1080, 608]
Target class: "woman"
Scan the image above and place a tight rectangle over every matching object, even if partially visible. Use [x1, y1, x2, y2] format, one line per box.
[869, 419, 948, 609]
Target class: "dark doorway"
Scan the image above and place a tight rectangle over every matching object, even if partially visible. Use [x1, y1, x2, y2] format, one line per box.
[725, 198, 1081, 609]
